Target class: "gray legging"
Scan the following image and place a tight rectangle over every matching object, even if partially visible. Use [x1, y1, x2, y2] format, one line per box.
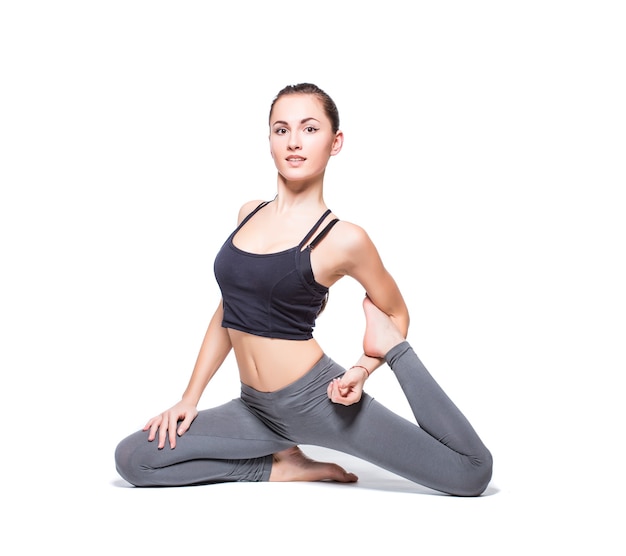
[115, 342, 493, 496]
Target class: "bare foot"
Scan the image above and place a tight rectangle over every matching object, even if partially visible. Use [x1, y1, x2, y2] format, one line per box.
[269, 446, 358, 483]
[362, 296, 405, 358]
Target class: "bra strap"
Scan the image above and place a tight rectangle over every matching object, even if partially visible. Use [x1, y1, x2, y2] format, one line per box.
[299, 209, 332, 247]
[309, 218, 340, 250]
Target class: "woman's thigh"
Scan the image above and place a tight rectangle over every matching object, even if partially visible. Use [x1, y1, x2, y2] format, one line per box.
[116, 398, 295, 472]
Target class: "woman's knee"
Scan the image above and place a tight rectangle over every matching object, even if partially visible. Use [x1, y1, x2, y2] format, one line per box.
[114, 432, 153, 487]
[457, 447, 493, 497]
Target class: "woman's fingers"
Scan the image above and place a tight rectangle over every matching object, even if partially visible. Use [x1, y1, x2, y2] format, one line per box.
[157, 414, 171, 449]
[327, 377, 362, 406]
[176, 409, 198, 437]
[144, 416, 161, 442]
[141, 403, 198, 450]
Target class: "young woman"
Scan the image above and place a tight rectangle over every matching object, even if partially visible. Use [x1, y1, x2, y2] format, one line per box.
[115, 83, 493, 496]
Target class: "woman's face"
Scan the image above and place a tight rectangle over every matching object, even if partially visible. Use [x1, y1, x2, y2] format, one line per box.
[269, 93, 343, 183]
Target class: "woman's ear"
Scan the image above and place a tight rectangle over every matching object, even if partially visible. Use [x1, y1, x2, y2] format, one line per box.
[330, 130, 344, 156]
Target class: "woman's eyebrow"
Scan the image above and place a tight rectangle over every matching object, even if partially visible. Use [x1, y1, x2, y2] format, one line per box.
[272, 117, 321, 127]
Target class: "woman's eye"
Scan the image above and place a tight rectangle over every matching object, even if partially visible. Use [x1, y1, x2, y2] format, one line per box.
[274, 128, 287, 135]
[305, 126, 318, 133]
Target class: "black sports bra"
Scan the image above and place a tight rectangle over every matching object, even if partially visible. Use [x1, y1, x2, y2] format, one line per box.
[213, 201, 339, 340]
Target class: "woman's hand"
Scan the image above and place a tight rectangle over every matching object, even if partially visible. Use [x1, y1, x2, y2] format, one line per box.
[327, 366, 368, 406]
[143, 401, 199, 449]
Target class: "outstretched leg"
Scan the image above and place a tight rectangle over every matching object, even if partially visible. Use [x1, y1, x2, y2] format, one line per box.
[362, 296, 493, 494]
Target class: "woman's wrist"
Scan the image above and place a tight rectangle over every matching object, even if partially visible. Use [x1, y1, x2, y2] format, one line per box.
[350, 365, 370, 379]
[352, 354, 384, 377]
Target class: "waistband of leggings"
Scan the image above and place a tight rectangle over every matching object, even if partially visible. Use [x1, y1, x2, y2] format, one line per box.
[240, 353, 339, 399]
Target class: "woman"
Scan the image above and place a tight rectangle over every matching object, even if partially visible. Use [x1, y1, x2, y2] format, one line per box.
[115, 83, 493, 496]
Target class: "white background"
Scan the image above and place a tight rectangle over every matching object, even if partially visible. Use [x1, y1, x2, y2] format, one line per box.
[1, 1, 624, 554]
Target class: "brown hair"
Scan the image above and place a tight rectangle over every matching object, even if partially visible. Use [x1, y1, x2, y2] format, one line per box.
[269, 83, 340, 133]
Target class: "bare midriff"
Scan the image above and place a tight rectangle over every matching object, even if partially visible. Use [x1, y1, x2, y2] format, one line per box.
[228, 328, 325, 392]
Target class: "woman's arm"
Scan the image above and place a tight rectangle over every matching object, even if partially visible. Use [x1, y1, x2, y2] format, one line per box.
[342, 222, 409, 363]
[182, 301, 232, 406]
[144, 301, 232, 448]
[327, 222, 410, 405]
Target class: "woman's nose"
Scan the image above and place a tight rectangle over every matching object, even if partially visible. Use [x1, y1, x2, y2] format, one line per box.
[288, 132, 301, 150]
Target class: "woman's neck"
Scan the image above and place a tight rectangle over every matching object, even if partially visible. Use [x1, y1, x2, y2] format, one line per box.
[274, 175, 326, 214]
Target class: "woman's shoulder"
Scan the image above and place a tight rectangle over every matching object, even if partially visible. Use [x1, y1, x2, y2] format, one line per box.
[329, 218, 375, 253]
[320, 218, 382, 277]
[236, 199, 267, 224]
